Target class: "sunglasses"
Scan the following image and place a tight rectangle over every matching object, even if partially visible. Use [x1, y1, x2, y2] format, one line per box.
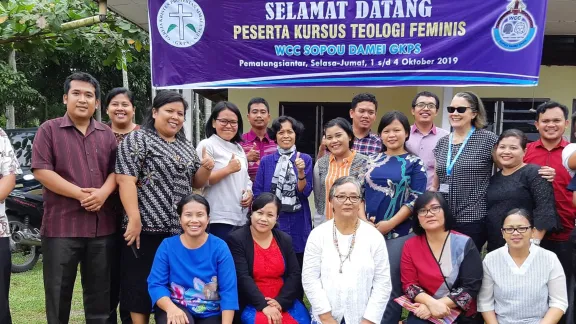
[447, 106, 471, 114]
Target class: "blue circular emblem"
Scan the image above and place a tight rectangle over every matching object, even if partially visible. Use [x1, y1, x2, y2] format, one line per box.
[492, 0, 537, 52]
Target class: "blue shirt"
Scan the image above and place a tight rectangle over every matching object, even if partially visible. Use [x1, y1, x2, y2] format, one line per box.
[148, 234, 239, 317]
[253, 151, 313, 253]
[364, 153, 427, 239]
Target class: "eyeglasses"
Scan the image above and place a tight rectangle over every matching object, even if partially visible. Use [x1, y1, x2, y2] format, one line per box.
[334, 195, 361, 203]
[215, 118, 238, 127]
[501, 226, 531, 234]
[415, 102, 437, 110]
[447, 106, 471, 114]
[417, 205, 442, 217]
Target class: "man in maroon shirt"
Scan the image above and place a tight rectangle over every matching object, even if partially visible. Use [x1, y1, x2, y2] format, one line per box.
[524, 100, 575, 324]
[241, 97, 276, 181]
[32, 72, 118, 324]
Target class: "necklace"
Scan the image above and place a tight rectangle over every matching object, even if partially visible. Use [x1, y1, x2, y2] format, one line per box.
[333, 219, 359, 273]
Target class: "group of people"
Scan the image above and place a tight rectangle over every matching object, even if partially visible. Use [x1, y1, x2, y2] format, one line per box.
[0, 70, 574, 324]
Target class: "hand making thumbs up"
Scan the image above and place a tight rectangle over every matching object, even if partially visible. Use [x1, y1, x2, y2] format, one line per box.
[246, 143, 260, 162]
[200, 146, 215, 171]
[227, 153, 242, 173]
[295, 152, 305, 172]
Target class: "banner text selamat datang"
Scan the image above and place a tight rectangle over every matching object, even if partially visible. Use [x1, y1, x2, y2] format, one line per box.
[232, 0, 467, 40]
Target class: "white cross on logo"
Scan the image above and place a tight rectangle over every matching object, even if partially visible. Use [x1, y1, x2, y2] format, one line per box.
[169, 4, 193, 41]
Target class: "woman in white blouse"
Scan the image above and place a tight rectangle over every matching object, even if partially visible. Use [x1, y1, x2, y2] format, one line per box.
[302, 176, 391, 324]
[196, 101, 253, 241]
[478, 208, 568, 324]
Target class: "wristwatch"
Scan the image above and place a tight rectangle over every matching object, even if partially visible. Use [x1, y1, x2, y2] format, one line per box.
[532, 238, 541, 246]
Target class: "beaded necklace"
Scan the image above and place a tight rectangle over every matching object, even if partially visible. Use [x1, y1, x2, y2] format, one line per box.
[332, 219, 359, 273]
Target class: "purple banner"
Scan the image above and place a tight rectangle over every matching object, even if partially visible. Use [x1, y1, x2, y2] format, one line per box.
[149, 0, 547, 89]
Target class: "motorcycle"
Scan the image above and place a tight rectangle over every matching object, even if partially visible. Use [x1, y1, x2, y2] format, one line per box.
[7, 173, 43, 273]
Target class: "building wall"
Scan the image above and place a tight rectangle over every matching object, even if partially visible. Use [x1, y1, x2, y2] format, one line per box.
[229, 65, 576, 134]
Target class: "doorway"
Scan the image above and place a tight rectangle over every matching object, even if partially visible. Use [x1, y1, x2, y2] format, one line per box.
[482, 98, 547, 142]
[280, 102, 351, 160]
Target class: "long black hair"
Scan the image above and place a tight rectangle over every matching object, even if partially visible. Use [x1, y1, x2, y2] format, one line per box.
[142, 90, 188, 139]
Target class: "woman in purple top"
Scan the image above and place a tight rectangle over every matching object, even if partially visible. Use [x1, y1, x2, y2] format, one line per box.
[253, 116, 313, 267]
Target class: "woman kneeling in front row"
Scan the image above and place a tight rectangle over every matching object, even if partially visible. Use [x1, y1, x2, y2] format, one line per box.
[148, 194, 239, 324]
[303, 176, 392, 324]
[227, 193, 310, 324]
[478, 208, 568, 324]
[401, 191, 483, 324]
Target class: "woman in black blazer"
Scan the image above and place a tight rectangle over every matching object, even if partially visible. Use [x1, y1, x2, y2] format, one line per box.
[227, 193, 310, 324]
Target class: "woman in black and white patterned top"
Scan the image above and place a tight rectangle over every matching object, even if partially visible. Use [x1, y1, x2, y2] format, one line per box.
[433, 92, 498, 251]
[115, 91, 214, 323]
[434, 92, 555, 252]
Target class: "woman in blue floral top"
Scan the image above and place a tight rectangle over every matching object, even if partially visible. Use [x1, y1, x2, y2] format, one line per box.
[364, 111, 427, 239]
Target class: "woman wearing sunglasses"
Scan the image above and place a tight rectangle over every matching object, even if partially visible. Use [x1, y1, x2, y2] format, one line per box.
[478, 209, 567, 324]
[433, 92, 498, 251]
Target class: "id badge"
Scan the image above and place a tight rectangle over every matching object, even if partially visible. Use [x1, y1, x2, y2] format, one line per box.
[439, 183, 449, 193]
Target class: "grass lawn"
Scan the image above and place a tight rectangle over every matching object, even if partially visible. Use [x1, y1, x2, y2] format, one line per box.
[9, 260, 156, 324]
[10, 261, 86, 324]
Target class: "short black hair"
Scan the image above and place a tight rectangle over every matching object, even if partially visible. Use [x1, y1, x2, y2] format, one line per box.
[246, 193, 281, 226]
[496, 129, 528, 150]
[247, 97, 270, 113]
[104, 87, 134, 109]
[351, 93, 378, 111]
[535, 100, 569, 121]
[64, 72, 101, 101]
[411, 91, 440, 109]
[205, 101, 244, 144]
[501, 208, 534, 227]
[323, 117, 355, 150]
[142, 90, 189, 139]
[412, 191, 454, 235]
[268, 116, 305, 144]
[377, 111, 411, 152]
[177, 193, 210, 216]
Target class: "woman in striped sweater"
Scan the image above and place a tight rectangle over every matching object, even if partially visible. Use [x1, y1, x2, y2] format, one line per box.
[313, 117, 369, 227]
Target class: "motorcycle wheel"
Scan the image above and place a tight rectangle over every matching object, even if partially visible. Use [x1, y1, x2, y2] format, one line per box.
[8, 216, 40, 273]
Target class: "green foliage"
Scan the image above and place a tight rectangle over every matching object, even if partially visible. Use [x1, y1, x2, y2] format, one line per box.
[0, 63, 44, 108]
[0, 0, 148, 65]
[0, 0, 151, 127]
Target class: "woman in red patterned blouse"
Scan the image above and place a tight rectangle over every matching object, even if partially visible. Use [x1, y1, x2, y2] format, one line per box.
[227, 193, 310, 324]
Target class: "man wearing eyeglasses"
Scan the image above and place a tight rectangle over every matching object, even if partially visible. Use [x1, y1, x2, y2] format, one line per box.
[241, 97, 276, 181]
[406, 91, 449, 190]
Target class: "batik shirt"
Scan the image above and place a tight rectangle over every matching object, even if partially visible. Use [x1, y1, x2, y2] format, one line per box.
[115, 128, 200, 234]
[364, 153, 427, 239]
[0, 128, 21, 238]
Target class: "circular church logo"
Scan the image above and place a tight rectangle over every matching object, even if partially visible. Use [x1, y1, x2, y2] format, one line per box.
[157, 0, 205, 48]
[492, 0, 537, 52]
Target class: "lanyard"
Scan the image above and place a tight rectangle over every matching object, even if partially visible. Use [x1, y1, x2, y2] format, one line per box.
[446, 126, 475, 176]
